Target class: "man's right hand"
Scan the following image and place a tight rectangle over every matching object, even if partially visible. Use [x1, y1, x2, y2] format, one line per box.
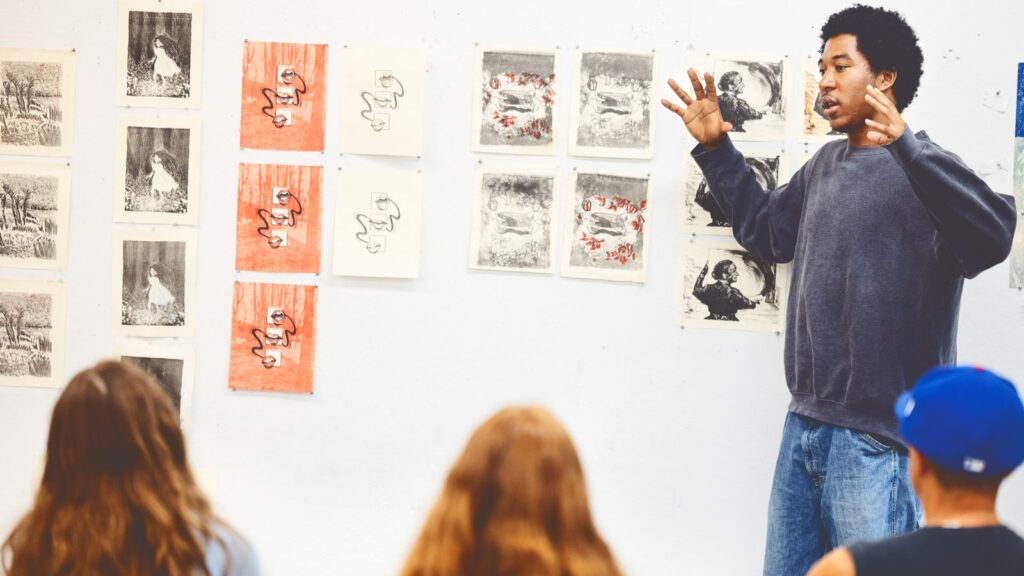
[661, 68, 733, 150]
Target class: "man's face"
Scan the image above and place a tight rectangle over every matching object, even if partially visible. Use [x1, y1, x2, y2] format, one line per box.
[818, 33, 879, 134]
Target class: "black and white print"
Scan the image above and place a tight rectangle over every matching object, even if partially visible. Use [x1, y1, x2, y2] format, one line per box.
[687, 52, 791, 142]
[472, 47, 559, 155]
[0, 161, 71, 270]
[470, 164, 558, 273]
[112, 229, 196, 337]
[678, 240, 786, 332]
[561, 170, 651, 283]
[680, 148, 788, 235]
[117, 343, 194, 430]
[116, 2, 203, 109]
[0, 279, 65, 388]
[333, 169, 423, 278]
[1011, 138, 1024, 289]
[0, 48, 76, 156]
[115, 116, 200, 225]
[570, 50, 655, 159]
[339, 47, 425, 157]
[800, 56, 843, 142]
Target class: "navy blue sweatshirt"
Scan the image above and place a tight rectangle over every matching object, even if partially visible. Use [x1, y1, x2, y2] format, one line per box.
[693, 128, 1017, 441]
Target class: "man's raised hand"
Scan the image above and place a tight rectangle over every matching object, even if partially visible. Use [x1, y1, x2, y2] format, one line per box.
[660, 68, 733, 150]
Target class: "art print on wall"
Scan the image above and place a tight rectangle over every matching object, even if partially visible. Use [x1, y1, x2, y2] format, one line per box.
[1011, 137, 1024, 289]
[678, 240, 786, 332]
[680, 147, 788, 235]
[116, 1, 203, 109]
[117, 342, 195, 431]
[0, 279, 65, 388]
[470, 164, 558, 274]
[333, 169, 421, 278]
[0, 48, 76, 156]
[339, 47, 425, 157]
[229, 282, 317, 394]
[687, 52, 791, 142]
[561, 170, 650, 283]
[0, 161, 71, 270]
[115, 116, 200, 225]
[569, 49, 655, 159]
[112, 229, 196, 337]
[799, 56, 843, 143]
[236, 163, 323, 274]
[472, 46, 558, 155]
[240, 41, 328, 152]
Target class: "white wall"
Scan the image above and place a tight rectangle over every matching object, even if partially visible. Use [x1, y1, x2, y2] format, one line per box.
[1, 1, 1022, 574]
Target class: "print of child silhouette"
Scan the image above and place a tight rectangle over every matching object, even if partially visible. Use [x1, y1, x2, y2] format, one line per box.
[148, 150, 179, 200]
[149, 35, 181, 87]
[146, 263, 175, 321]
[717, 71, 763, 133]
[692, 259, 761, 321]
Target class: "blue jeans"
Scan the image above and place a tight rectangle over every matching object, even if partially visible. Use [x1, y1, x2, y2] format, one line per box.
[763, 412, 921, 576]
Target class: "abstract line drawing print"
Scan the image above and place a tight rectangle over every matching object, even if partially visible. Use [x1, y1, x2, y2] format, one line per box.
[561, 171, 651, 283]
[240, 42, 328, 152]
[117, 342, 194, 431]
[569, 50, 655, 159]
[472, 47, 559, 155]
[680, 148, 788, 235]
[0, 279, 65, 388]
[339, 47, 425, 157]
[116, 2, 203, 109]
[1011, 138, 1024, 288]
[0, 48, 76, 156]
[799, 56, 843, 143]
[334, 169, 422, 278]
[112, 229, 196, 338]
[229, 282, 317, 393]
[469, 164, 558, 274]
[0, 161, 71, 270]
[236, 164, 323, 274]
[115, 116, 201, 225]
[687, 52, 792, 142]
[678, 240, 786, 332]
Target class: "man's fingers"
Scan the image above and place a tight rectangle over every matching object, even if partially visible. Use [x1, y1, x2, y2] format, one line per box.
[721, 121, 733, 133]
[687, 68, 706, 100]
[704, 72, 718, 102]
[660, 98, 687, 119]
[667, 78, 694, 106]
[865, 118, 895, 137]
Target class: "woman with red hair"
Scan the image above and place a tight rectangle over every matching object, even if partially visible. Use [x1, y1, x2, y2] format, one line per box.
[1, 360, 258, 576]
[399, 405, 623, 576]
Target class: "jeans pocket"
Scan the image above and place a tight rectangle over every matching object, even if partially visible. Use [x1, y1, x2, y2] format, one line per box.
[854, 431, 895, 453]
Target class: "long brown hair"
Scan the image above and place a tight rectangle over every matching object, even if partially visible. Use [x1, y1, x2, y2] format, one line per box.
[1, 360, 230, 576]
[399, 405, 623, 576]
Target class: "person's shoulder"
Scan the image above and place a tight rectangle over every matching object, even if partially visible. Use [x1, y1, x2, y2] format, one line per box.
[807, 546, 855, 576]
[204, 522, 260, 576]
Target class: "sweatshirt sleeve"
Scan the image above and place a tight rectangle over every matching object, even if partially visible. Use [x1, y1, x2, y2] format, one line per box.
[692, 136, 806, 263]
[884, 127, 1017, 279]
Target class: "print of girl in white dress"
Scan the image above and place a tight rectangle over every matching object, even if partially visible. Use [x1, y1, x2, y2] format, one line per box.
[146, 263, 176, 321]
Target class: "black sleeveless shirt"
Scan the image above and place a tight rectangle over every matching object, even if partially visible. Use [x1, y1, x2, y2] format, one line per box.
[848, 526, 1024, 575]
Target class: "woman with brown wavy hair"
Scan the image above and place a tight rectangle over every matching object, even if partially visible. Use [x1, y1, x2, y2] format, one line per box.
[1, 360, 258, 576]
[399, 405, 623, 576]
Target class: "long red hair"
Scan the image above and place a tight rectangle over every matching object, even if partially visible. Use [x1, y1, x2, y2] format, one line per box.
[1, 360, 231, 576]
[399, 405, 623, 576]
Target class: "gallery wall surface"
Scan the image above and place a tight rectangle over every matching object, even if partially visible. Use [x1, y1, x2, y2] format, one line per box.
[1, 1, 1023, 575]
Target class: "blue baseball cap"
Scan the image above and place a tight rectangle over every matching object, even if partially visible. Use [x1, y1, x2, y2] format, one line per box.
[895, 366, 1024, 477]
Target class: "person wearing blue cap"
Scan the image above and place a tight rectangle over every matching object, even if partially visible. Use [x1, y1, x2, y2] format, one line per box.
[807, 366, 1024, 575]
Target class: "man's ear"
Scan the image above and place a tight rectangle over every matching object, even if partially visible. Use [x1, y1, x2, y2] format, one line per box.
[876, 69, 898, 93]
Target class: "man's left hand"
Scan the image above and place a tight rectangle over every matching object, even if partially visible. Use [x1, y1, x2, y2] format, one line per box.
[863, 84, 906, 145]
